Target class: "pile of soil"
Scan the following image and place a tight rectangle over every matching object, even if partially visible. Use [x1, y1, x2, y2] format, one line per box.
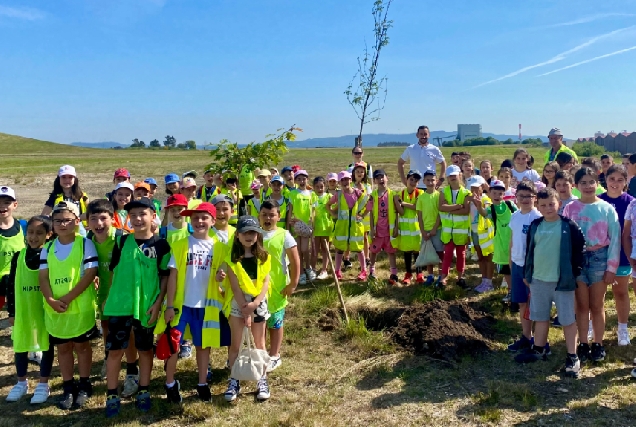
[392, 300, 496, 362]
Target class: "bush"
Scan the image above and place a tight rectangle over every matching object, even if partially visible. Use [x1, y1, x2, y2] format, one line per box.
[572, 141, 605, 157]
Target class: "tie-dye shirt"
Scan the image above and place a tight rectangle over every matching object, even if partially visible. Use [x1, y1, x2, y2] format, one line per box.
[562, 199, 621, 273]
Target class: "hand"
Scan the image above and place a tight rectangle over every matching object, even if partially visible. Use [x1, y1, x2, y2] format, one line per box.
[355, 215, 363, 222]
[604, 271, 616, 285]
[244, 315, 252, 328]
[422, 231, 430, 241]
[241, 301, 255, 316]
[282, 284, 296, 297]
[215, 269, 226, 282]
[430, 229, 437, 237]
[8, 317, 14, 326]
[59, 294, 72, 305]
[93, 276, 100, 291]
[147, 300, 162, 325]
[151, 222, 158, 234]
[47, 298, 67, 313]
[472, 195, 481, 206]
[523, 278, 529, 287]
[164, 307, 175, 323]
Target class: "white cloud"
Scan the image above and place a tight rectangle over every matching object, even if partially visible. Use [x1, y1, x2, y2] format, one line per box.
[538, 45, 636, 76]
[0, 5, 45, 20]
[547, 13, 636, 28]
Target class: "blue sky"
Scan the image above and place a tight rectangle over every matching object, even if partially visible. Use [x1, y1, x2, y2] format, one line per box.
[1, 0, 635, 145]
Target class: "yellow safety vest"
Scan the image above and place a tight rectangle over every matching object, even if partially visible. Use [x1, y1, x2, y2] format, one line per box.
[397, 188, 422, 252]
[356, 183, 372, 232]
[263, 228, 289, 313]
[220, 188, 241, 225]
[476, 195, 495, 256]
[54, 193, 88, 226]
[333, 191, 365, 252]
[222, 254, 271, 318]
[439, 186, 471, 245]
[372, 189, 398, 248]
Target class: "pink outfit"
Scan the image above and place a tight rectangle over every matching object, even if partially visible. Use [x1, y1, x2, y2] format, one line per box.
[366, 191, 390, 237]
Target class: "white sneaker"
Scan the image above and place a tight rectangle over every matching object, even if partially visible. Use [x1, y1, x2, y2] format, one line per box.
[316, 270, 328, 280]
[306, 268, 317, 281]
[6, 382, 28, 402]
[299, 273, 307, 285]
[121, 374, 139, 398]
[30, 383, 50, 404]
[101, 360, 107, 379]
[500, 277, 508, 289]
[256, 377, 270, 401]
[28, 351, 42, 366]
[618, 329, 631, 346]
[267, 356, 282, 373]
[471, 251, 479, 262]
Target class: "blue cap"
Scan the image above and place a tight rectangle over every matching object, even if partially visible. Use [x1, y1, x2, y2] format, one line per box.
[144, 177, 157, 186]
[270, 175, 285, 184]
[281, 166, 293, 174]
[164, 173, 180, 185]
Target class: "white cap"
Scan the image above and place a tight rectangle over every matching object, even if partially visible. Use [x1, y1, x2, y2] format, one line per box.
[466, 175, 486, 188]
[0, 186, 16, 201]
[445, 165, 461, 177]
[548, 127, 563, 136]
[52, 201, 80, 218]
[58, 165, 77, 177]
[114, 182, 135, 192]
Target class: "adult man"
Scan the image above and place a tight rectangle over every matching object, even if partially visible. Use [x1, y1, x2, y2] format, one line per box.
[544, 128, 578, 165]
[398, 125, 446, 189]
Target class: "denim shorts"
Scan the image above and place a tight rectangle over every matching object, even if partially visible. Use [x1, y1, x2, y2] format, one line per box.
[511, 262, 529, 304]
[576, 246, 608, 286]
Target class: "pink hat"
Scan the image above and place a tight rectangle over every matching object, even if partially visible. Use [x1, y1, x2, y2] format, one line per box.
[294, 169, 308, 179]
[250, 179, 262, 190]
[338, 171, 352, 181]
[326, 172, 338, 181]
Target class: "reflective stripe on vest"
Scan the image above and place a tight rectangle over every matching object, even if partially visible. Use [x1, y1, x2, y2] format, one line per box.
[440, 187, 471, 245]
[263, 228, 289, 313]
[333, 191, 365, 252]
[476, 195, 495, 256]
[397, 188, 422, 252]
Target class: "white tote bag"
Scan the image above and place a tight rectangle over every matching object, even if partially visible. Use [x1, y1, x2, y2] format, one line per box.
[230, 327, 271, 381]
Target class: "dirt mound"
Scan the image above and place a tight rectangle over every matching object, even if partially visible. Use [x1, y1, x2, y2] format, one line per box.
[392, 300, 496, 362]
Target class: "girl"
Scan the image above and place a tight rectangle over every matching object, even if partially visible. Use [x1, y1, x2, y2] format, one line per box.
[164, 173, 181, 196]
[352, 163, 372, 263]
[311, 177, 333, 280]
[218, 216, 271, 403]
[326, 173, 339, 196]
[42, 165, 89, 232]
[111, 182, 134, 233]
[480, 160, 493, 184]
[556, 152, 576, 171]
[248, 180, 263, 216]
[289, 170, 314, 283]
[498, 167, 516, 201]
[461, 159, 475, 187]
[563, 167, 621, 363]
[5, 216, 54, 404]
[599, 165, 634, 346]
[468, 177, 495, 293]
[511, 148, 540, 187]
[542, 161, 559, 188]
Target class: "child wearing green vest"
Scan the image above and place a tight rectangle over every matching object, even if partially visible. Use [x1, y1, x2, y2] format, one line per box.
[159, 194, 192, 245]
[0, 186, 25, 311]
[466, 176, 495, 293]
[209, 194, 236, 245]
[6, 216, 54, 404]
[259, 200, 300, 372]
[416, 171, 444, 285]
[39, 201, 99, 410]
[397, 170, 424, 285]
[265, 176, 291, 229]
[248, 180, 263, 216]
[289, 169, 315, 284]
[220, 177, 242, 225]
[311, 177, 333, 280]
[104, 198, 170, 418]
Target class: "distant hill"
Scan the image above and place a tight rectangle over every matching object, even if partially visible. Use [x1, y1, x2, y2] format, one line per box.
[0, 132, 90, 154]
[71, 141, 128, 149]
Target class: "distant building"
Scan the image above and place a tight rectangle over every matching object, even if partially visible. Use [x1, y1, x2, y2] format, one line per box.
[457, 124, 482, 141]
[595, 130, 635, 154]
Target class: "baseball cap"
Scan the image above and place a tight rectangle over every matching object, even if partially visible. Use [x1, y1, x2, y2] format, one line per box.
[445, 165, 461, 177]
[352, 162, 367, 170]
[144, 177, 157, 186]
[0, 186, 16, 201]
[549, 127, 563, 136]
[407, 169, 422, 179]
[114, 182, 134, 192]
[204, 168, 215, 175]
[281, 166, 293, 174]
[181, 202, 216, 218]
[423, 170, 436, 177]
[124, 197, 156, 212]
[166, 194, 188, 208]
[236, 216, 263, 234]
[58, 165, 77, 177]
[114, 168, 130, 179]
[326, 172, 338, 181]
[466, 175, 486, 188]
[52, 201, 80, 218]
[164, 173, 180, 185]
[256, 169, 272, 177]
[182, 177, 197, 188]
[183, 170, 197, 179]
[372, 169, 386, 179]
[489, 179, 506, 190]
[294, 169, 308, 179]
[270, 175, 285, 185]
[134, 181, 151, 192]
[338, 171, 352, 181]
[211, 194, 234, 206]
[250, 179, 262, 190]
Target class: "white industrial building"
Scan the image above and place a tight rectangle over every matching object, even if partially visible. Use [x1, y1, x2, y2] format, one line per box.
[457, 124, 482, 141]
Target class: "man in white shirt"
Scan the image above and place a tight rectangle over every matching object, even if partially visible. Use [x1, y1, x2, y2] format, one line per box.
[398, 125, 446, 189]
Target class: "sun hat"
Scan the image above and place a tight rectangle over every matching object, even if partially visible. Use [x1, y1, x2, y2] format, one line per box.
[338, 171, 352, 181]
[166, 194, 188, 208]
[466, 175, 486, 188]
[257, 169, 272, 177]
[52, 201, 80, 218]
[124, 197, 156, 212]
[407, 169, 422, 180]
[182, 177, 197, 188]
[250, 179, 262, 190]
[134, 181, 151, 192]
[294, 169, 308, 179]
[445, 165, 461, 177]
[372, 169, 386, 179]
[549, 128, 563, 136]
[489, 179, 506, 190]
[114, 182, 134, 192]
[114, 168, 130, 179]
[211, 194, 234, 206]
[270, 175, 285, 185]
[326, 173, 338, 181]
[58, 165, 77, 177]
[144, 177, 157, 186]
[236, 216, 264, 234]
[0, 186, 16, 201]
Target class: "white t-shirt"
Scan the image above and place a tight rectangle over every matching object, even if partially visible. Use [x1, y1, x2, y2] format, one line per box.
[40, 238, 99, 278]
[509, 208, 542, 266]
[212, 228, 229, 244]
[512, 169, 541, 185]
[263, 229, 297, 276]
[400, 143, 445, 188]
[167, 236, 213, 308]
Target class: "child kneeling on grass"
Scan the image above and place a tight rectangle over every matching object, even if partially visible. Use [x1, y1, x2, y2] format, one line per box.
[516, 188, 585, 378]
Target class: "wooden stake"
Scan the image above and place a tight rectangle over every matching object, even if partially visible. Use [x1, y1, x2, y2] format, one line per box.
[322, 239, 349, 323]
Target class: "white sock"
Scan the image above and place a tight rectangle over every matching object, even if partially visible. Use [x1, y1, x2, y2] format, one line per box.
[198, 383, 206, 387]
[166, 381, 175, 388]
[619, 323, 628, 331]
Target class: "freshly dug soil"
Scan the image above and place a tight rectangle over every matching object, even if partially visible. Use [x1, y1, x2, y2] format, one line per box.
[392, 300, 496, 362]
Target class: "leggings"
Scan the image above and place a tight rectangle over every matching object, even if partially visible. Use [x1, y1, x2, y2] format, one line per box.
[441, 242, 466, 275]
[15, 348, 55, 378]
[403, 252, 421, 274]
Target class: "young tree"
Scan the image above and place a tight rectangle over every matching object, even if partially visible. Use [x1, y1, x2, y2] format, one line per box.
[344, 0, 393, 148]
[149, 139, 161, 148]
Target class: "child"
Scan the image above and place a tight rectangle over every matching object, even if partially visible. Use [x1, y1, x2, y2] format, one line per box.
[210, 194, 237, 245]
[159, 194, 193, 245]
[197, 168, 220, 202]
[451, 152, 460, 166]
[599, 165, 634, 345]
[217, 216, 272, 403]
[511, 148, 541, 187]
[266, 176, 291, 229]
[41, 165, 89, 230]
[516, 188, 585, 379]
[461, 159, 475, 186]
[467, 176, 495, 292]
[257, 169, 273, 201]
[326, 173, 339, 196]
[352, 163, 372, 263]
[221, 177, 241, 225]
[480, 160, 493, 184]
[106, 168, 131, 201]
[366, 170, 400, 284]
[156, 202, 221, 403]
[623, 153, 633, 179]
[289, 170, 315, 283]
[572, 157, 606, 198]
[181, 177, 202, 210]
[0, 186, 25, 311]
[556, 151, 576, 171]
[259, 200, 300, 371]
[104, 197, 170, 417]
[281, 166, 296, 196]
[112, 182, 134, 233]
[134, 181, 151, 200]
[599, 154, 614, 190]
[164, 173, 181, 196]
[39, 202, 98, 410]
[438, 165, 472, 287]
[627, 153, 636, 198]
[311, 177, 333, 280]
[497, 167, 516, 201]
[416, 171, 443, 285]
[248, 180, 263, 216]
[555, 170, 578, 215]
[563, 167, 621, 363]
[541, 161, 559, 188]
[507, 181, 542, 352]
[398, 170, 423, 284]
[144, 178, 163, 213]
[6, 216, 54, 404]
[269, 168, 279, 177]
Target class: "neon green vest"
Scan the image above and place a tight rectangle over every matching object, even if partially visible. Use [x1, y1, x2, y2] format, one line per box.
[372, 189, 398, 248]
[358, 184, 372, 232]
[239, 166, 254, 196]
[104, 235, 160, 327]
[291, 190, 312, 224]
[209, 225, 236, 245]
[476, 195, 495, 256]
[93, 228, 118, 316]
[263, 228, 288, 313]
[220, 189, 240, 225]
[439, 187, 471, 245]
[222, 254, 271, 318]
[167, 226, 190, 246]
[265, 196, 289, 228]
[333, 191, 365, 252]
[0, 228, 25, 278]
[397, 188, 422, 252]
[248, 198, 262, 217]
[12, 249, 50, 352]
[44, 236, 96, 338]
[312, 193, 334, 237]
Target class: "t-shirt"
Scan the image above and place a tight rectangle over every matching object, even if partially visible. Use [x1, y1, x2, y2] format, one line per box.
[328, 189, 363, 210]
[263, 229, 296, 276]
[503, 188, 516, 201]
[486, 201, 517, 265]
[599, 192, 634, 267]
[532, 220, 562, 282]
[40, 238, 99, 277]
[509, 208, 542, 266]
[212, 228, 230, 244]
[572, 187, 606, 198]
[167, 236, 213, 308]
[0, 220, 20, 238]
[241, 256, 258, 280]
[415, 190, 440, 231]
[558, 195, 578, 215]
[366, 191, 390, 237]
[511, 169, 541, 185]
[109, 235, 171, 276]
[400, 143, 445, 188]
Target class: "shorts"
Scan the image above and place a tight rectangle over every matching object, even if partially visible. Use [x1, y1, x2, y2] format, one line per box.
[511, 262, 529, 304]
[529, 279, 575, 326]
[266, 308, 285, 330]
[576, 247, 608, 286]
[423, 231, 444, 252]
[105, 316, 155, 352]
[497, 264, 511, 276]
[230, 294, 270, 323]
[174, 306, 205, 347]
[370, 236, 397, 254]
[616, 265, 632, 277]
[49, 325, 99, 345]
[219, 311, 231, 347]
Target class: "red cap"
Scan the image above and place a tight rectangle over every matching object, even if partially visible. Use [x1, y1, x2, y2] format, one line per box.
[166, 194, 188, 208]
[180, 202, 217, 218]
[114, 168, 130, 179]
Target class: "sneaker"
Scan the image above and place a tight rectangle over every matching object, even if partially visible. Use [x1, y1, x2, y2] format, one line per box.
[425, 275, 435, 285]
[224, 378, 240, 402]
[631, 367, 636, 378]
[6, 382, 28, 402]
[306, 268, 316, 281]
[590, 343, 606, 362]
[256, 377, 270, 401]
[100, 360, 108, 379]
[474, 281, 492, 293]
[165, 381, 182, 404]
[435, 276, 445, 287]
[416, 273, 425, 284]
[299, 273, 307, 285]
[74, 382, 92, 408]
[30, 383, 50, 404]
[197, 385, 212, 402]
[317, 270, 328, 280]
[508, 335, 532, 352]
[618, 329, 631, 346]
[135, 391, 152, 412]
[121, 374, 139, 398]
[58, 391, 75, 410]
[357, 270, 368, 281]
[28, 351, 42, 366]
[343, 260, 352, 271]
[388, 274, 399, 285]
[577, 343, 591, 363]
[457, 278, 468, 289]
[544, 342, 552, 356]
[402, 273, 413, 285]
[552, 316, 562, 328]
[564, 355, 581, 378]
[502, 292, 511, 303]
[335, 270, 343, 280]
[105, 395, 121, 418]
[514, 348, 547, 363]
[500, 277, 508, 289]
[207, 365, 213, 383]
[178, 344, 193, 359]
[267, 355, 282, 373]
[369, 272, 377, 280]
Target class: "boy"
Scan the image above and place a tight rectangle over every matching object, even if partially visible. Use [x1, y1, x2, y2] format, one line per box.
[599, 154, 613, 190]
[516, 188, 584, 378]
[134, 181, 151, 200]
[197, 168, 220, 202]
[257, 169, 273, 200]
[416, 171, 443, 285]
[104, 198, 170, 417]
[507, 182, 542, 352]
[221, 177, 241, 225]
[159, 194, 192, 245]
[281, 166, 296, 197]
[209, 194, 237, 245]
[39, 202, 98, 410]
[259, 200, 300, 371]
[181, 177, 202, 210]
[248, 180, 263, 216]
[366, 169, 401, 284]
[144, 178, 162, 213]
[398, 170, 423, 284]
[627, 154, 636, 198]
[555, 170, 578, 215]
[0, 186, 24, 311]
[266, 176, 291, 229]
[157, 202, 221, 403]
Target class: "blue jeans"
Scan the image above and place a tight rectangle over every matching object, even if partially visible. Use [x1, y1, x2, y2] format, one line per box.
[576, 247, 608, 286]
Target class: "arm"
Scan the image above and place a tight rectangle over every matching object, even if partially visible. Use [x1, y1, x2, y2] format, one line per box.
[605, 207, 622, 276]
[438, 160, 447, 182]
[39, 268, 67, 313]
[453, 196, 472, 215]
[624, 220, 635, 268]
[431, 213, 441, 236]
[571, 221, 586, 278]
[41, 205, 52, 216]
[438, 192, 460, 212]
[397, 158, 407, 186]
[394, 194, 405, 215]
[60, 267, 97, 304]
[282, 246, 300, 296]
[163, 268, 178, 323]
[5, 252, 19, 322]
[417, 210, 428, 240]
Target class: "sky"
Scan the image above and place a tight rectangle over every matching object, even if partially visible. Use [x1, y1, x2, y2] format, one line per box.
[1, 0, 636, 145]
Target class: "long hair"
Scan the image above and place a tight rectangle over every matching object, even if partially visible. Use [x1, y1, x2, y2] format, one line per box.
[52, 176, 84, 201]
[352, 165, 368, 185]
[542, 161, 559, 186]
[230, 232, 268, 264]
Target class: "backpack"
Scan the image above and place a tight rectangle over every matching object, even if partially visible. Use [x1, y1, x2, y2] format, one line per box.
[159, 223, 194, 240]
[85, 228, 123, 241]
[490, 201, 515, 236]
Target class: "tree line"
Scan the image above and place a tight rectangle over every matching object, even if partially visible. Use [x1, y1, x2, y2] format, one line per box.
[129, 135, 197, 150]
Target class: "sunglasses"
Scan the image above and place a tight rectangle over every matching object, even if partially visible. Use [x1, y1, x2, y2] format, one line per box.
[353, 152, 363, 155]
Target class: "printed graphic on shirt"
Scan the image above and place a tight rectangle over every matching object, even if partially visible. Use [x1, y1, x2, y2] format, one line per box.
[186, 249, 212, 271]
